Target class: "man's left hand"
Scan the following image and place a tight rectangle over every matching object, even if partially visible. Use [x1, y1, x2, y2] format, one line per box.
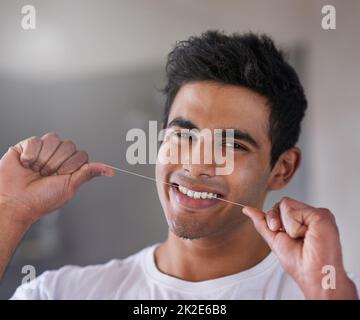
[243, 197, 358, 299]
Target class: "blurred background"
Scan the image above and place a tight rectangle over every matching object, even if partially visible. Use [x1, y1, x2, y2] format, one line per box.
[0, 0, 359, 298]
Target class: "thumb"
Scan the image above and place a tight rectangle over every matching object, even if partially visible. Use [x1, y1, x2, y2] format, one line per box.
[242, 206, 276, 249]
[69, 162, 115, 192]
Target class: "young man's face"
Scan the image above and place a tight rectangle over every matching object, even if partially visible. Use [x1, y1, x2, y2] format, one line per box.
[156, 81, 273, 240]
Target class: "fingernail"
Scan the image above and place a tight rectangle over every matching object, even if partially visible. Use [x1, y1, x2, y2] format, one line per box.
[101, 170, 115, 177]
[269, 218, 277, 231]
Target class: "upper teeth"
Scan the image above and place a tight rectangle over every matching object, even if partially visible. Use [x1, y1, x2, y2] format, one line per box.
[177, 185, 218, 199]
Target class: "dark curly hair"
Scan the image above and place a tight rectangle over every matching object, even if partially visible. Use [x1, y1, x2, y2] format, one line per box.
[162, 30, 307, 168]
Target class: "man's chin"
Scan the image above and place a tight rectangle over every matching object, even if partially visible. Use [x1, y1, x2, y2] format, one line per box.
[171, 229, 204, 240]
[167, 218, 208, 240]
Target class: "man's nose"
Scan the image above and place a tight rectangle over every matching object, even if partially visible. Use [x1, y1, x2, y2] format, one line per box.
[181, 137, 216, 177]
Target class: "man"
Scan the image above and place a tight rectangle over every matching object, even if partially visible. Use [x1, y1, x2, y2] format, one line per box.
[1, 31, 359, 299]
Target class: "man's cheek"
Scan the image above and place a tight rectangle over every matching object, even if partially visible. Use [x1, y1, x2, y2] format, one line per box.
[215, 151, 235, 176]
[232, 167, 268, 202]
[157, 140, 182, 165]
[155, 162, 177, 201]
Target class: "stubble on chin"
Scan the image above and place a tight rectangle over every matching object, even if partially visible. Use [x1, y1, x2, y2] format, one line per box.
[166, 214, 206, 240]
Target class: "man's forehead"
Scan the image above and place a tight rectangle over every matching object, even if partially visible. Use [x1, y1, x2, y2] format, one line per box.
[168, 82, 270, 142]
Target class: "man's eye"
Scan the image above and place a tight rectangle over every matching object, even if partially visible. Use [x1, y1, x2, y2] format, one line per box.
[223, 142, 248, 151]
[175, 132, 193, 140]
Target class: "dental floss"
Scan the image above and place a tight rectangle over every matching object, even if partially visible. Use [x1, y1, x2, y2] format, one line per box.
[104, 164, 246, 208]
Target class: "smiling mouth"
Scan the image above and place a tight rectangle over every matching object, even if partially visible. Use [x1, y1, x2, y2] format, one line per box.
[169, 183, 225, 210]
[171, 183, 224, 199]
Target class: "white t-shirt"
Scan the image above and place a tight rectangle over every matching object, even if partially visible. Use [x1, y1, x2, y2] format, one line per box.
[11, 243, 360, 299]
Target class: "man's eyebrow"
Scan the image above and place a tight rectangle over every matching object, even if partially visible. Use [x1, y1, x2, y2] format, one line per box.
[167, 117, 199, 130]
[220, 129, 260, 149]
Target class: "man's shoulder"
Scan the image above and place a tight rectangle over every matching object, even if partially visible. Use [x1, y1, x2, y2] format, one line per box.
[11, 244, 156, 299]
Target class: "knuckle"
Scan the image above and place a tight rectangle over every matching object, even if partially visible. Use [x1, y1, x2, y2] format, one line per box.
[43, 132, 60, 141]
[76, 150, 89, 163]
[280, 196, 291, 205]
[281, 196, 290, 202]
[280, 197, 292, 211]
[62, 140, 76, 153]
[12, 144, 22, 154]
[313, 210, 329, 223]
[29, 135, 39, 141]
[321, 208, 336, 222]
[47, 132, 59, 138]
[28, 136, 41, 145]
[317, 207, 333, 219]
[21, 154, 34, 162]
[312, 209, 337, 230]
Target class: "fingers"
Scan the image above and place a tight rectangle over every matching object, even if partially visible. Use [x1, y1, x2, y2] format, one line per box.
[279, 197, 310, 238]
[13, 133, 101, 178]
[242, 206, 276, 249]
[245, 197, 310, 246]
[280, 208, 307, 239]
[265, 203, 282, 232]
[69, 162, 115, 193]
[279, 197, 310, 211]
[57, 150, 89, 175]
[31, 132, 61, 172]
[15, 136, 43, 168]
[40, 140, 76, 176]
[265, 197, 310, 239]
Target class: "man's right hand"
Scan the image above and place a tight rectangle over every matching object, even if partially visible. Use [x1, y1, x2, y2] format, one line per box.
[0, 132, 115, 227]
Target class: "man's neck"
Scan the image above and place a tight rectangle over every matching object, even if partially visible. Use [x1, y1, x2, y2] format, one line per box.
[154, 219, 271, 282]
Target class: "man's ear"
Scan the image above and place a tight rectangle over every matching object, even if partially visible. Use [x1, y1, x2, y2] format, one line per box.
[267, 147, 301, 191]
